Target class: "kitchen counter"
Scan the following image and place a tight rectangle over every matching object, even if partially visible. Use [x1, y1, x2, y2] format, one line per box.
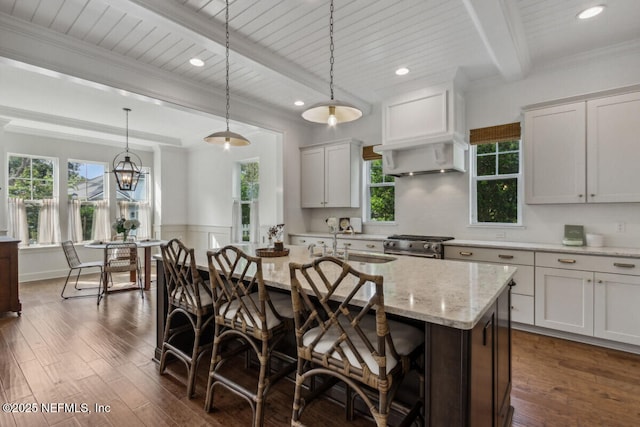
[185, 245, 516, 330]
[447, 239, 640, 258]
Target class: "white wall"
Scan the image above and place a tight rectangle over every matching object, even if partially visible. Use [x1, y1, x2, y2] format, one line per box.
[303, 50, 640, 248]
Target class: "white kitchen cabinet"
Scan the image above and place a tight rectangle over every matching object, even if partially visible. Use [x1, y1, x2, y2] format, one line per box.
[338, 237, 383, 253]
[535, 251, 640, 345]
[586, 91, 640, 203]
[535, 267, 594, 336]
[594, 272, 640, 346]
[300, 139, 361, 208]
[444, 245, 535, 325]
[524, 102, 586, 204]
[289, 234, 384, 254]
[524, 90, 640, 204]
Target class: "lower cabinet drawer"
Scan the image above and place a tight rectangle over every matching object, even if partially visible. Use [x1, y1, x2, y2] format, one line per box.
[511, 294, 534, 325]
[339, 239, 383, 253]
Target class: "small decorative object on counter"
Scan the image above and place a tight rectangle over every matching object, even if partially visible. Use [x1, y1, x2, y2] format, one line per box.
[268, 224, 285, 251]
[112, 217, 140, 241]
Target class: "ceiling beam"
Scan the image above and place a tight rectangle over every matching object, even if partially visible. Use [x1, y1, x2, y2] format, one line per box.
[461, 0, 530, 81]
[111, 0, 371, 115]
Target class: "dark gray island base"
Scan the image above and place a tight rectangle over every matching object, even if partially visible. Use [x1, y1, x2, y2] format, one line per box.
[154, 246, 515, 427]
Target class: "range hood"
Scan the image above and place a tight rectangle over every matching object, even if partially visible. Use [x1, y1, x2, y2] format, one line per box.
[376, 81, 468, 176]
[373, 136, 466, 177]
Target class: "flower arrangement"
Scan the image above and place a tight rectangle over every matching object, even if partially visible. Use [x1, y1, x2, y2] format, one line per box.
[268, 224, 285, 243]
[112, 217, 140, 240]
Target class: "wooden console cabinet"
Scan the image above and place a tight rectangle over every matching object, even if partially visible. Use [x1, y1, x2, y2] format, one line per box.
[0, 237, 21, 315]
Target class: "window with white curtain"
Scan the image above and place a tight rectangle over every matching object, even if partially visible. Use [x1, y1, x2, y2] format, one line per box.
[115, 167, 151, 239]
[240, 161, 259, 242]
[7, 154, 58, 245]
[67, 160, 107, 242]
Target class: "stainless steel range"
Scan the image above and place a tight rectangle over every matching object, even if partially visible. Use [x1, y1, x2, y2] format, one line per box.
[383, 235, 454, 259]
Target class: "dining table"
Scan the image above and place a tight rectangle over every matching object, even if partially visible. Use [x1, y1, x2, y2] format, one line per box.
[85, 239, 166, 290]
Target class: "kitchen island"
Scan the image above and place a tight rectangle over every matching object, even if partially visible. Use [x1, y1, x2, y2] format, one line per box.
[154, 245, 516, 427]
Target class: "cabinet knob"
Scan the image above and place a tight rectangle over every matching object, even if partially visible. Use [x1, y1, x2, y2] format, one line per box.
[344, 243, 351, 247]
[578, 194, 584, 198]
[300, 239, 306, 243]
[366, 244, 375, 248]
[558, 258, 577, 264]
[598, 280, 603, 284]
[459, 251, 473, 256]
[498, 254, 514, 260]
[317, 240, 325, 244]
[590, 194, 595, 197]
[586, 279, 592, 283]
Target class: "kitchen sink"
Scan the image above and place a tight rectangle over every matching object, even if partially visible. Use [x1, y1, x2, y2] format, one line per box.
[311, 252, 396, 264]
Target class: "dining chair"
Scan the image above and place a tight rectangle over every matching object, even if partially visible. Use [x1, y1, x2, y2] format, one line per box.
[60, 240, 104, 304]
[288, 256, 425, 427]
[159, 238, 214, 398]
[204, 245, 296, 427]
[101, 242, 144, 304]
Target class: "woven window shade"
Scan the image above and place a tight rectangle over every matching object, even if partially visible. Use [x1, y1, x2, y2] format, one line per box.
[470, 122, 521, 145]
[362, 145, 382, 161]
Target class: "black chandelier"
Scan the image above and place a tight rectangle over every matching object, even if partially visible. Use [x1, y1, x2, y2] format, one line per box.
[112, 107, 142, 191]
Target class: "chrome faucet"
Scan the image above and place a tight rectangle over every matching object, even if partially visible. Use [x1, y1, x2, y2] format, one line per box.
[331, 231, 338, 256]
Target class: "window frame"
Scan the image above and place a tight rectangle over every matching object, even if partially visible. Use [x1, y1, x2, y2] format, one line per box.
[469, 140, 523, 226]
[238, 160, 260, 242]
[364, 158, 396, 224]
[68, 159, 108, 242]
[7, 153, 59, 245]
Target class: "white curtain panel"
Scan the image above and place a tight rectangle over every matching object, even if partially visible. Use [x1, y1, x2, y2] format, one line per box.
[137, 202, 151, 239]
[92, 200, 111, 241]
[7, 198, 29, 244]
[68, 199, 83, 242]
[231, 199, 242, 243]
[37, 198, 61, 244]
[250, 199, 260, 243]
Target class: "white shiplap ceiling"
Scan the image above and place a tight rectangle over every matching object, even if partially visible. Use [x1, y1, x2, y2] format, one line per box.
[1, 0, 640, 147]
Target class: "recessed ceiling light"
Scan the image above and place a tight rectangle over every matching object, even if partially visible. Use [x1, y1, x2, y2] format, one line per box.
[189, 58, 205, 67]
[395, 67, 410, 76]
[577, 5, 605, 19]
[294, 100, 305, 106]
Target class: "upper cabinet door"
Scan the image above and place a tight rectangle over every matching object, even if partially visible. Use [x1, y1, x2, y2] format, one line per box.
[524, 102, 586, 204]
[300, 147, 326, 208]
[587, 92, 640, 203]
[324, 143, 353, 208]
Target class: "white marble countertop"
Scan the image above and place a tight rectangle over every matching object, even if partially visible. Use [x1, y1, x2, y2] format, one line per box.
[179, 245, 516, 330]
[446, 239, 640, 258]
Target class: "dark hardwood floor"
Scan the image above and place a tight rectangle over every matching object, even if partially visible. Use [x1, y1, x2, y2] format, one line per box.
[1, 272, 639, 426]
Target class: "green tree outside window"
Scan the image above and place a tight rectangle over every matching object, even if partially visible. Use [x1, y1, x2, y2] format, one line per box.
[367, 159, 395, 222]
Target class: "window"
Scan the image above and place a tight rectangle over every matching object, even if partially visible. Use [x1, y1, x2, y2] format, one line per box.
[240, 161, 259, 242]
[365, 158, 395, 222]
[470, 123, 522, 225]
[68, 160, 107, 241]
[7, 154, 58, 244]
[116, 167, 151, 239]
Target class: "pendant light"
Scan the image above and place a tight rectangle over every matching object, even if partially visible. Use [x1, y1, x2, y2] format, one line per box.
[204, 0, 250, 149]
[112, 108, 142, 191]
[302, 0, 362, 126]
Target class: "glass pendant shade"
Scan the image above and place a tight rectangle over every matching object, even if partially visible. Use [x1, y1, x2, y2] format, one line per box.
[112, 108, 142, 191]
[302, 101, 362, 125]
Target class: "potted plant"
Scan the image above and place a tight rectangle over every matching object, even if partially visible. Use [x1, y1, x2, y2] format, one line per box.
[112, 217, 140, 241]
[268, 224, 285, 251]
